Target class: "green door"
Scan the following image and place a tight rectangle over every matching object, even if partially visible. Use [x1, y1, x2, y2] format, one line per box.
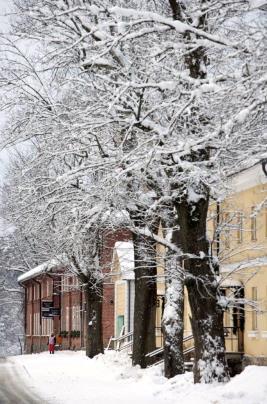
[116, 315, 124, 337]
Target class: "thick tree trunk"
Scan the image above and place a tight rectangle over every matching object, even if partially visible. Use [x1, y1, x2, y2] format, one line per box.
[85, 282, 103, 358]
[176, 195, 229, 383]
[162, 261, 184, 378]
[186, 271, 228, 383]
[167, 0, 228, 383]
[162, 226, 184, 378]
[132, 233, 157, 368]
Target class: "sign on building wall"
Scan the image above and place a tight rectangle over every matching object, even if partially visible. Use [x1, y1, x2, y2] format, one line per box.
[42, 300, 53, 310]
[41, 301, 59, 318]
[50, 308, 60, 316]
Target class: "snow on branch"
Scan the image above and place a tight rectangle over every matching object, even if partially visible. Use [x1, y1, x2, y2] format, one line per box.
[109, 7, 241, 49]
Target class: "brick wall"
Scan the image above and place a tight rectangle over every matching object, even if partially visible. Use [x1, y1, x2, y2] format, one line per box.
[102, 283, 115, 345]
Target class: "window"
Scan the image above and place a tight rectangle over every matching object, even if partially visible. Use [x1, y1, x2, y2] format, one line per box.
[42, 318, 53, 336]
[42, 318, 46, 336]
[224, 212, 230, 249]
[34, 312, 41, 335]
[66, 306, 70, 331]
[62, 275, 76, 292]
[237, 212, 243, 244]
[252, 287, 258, 330]
[72, 306, 81, 330]
[251, 207, 257, 241]
[46, 279, 53, 297]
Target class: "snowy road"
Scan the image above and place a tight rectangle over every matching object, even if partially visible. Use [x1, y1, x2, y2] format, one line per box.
[0, 358, 43, 404]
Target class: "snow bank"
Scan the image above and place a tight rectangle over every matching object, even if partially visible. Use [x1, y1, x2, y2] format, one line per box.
[10, 351, 267, 404]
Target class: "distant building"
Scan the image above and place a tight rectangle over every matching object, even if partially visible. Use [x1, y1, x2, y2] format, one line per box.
[18, 229, 131, 354]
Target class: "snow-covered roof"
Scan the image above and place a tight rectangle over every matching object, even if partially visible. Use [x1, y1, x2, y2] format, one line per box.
[17, 257, 67, 283]
[228, 161, 267, 193]
[114, 241, 134, 280]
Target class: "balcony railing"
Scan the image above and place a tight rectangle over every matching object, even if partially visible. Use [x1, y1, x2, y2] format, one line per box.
[106, 326, 243, 357]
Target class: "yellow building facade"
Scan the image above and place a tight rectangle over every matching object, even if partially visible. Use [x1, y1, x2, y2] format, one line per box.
[208, 161, 267, 364]
[111, 161, 267, 365]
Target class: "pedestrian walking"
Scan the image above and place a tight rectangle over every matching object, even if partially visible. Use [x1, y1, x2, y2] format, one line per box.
[48, 333, 56, 354]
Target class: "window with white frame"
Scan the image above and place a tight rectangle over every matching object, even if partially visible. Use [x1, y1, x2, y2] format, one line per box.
[33, 312, 41, 335]
[42, 318, 53, 336]
[251, 207, 257, 241]
[62, 275, 80, 292]
[72, 305, 81, 330]
[236, 211, 243, 244]
[66, 306, 70, 331]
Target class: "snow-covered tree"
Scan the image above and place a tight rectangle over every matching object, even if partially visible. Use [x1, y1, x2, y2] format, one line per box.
[0, 0, 265, 381]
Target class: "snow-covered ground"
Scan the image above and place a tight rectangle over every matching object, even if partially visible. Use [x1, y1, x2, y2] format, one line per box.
[11, 351, 267, 404]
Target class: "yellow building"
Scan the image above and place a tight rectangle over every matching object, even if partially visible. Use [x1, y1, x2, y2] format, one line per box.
[111, 160, 267, 365]
[206, 160, 267, 365]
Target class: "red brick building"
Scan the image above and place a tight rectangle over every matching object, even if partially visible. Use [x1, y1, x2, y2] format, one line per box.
[18, 229, 132, 354]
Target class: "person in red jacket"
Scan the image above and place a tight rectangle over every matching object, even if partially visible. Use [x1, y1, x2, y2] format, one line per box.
[48, 333, 56, 354]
